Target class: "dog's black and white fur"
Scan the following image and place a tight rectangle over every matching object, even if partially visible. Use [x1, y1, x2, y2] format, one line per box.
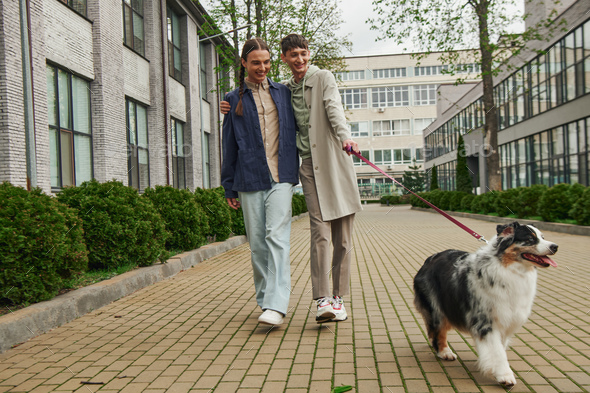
[414, 222, 558, 386]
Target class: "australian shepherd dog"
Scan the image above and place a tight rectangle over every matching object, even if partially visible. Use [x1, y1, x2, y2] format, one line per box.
[413, 222, 558, 386]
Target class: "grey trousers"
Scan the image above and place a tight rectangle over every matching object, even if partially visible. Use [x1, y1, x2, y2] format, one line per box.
[299, 158, 355, 299]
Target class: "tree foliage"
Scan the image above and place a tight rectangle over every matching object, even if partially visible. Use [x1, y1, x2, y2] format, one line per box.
[369, 0, 566, 191]
[202, 0, 352, 82]
[402, 160, 426, 193]
[456, 135, 472, 193]
[430, 166, 439, 191]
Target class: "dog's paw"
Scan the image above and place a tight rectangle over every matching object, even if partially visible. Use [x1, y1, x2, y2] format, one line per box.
[437, 348, 457, 361]
[495, 371, 516, 386]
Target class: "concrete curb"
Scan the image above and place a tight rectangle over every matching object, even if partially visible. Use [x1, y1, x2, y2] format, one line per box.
[0, 235, 247, 353]
[0, 213, 310, 353]
[411, 207, 590, 236]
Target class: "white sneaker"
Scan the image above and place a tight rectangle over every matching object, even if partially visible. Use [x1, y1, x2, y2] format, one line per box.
[332, 296, 348, 322]
[316, 297, 335, 323]
[258, 310, 284, 325]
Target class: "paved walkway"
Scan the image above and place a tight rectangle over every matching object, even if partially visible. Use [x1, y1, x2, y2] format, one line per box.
[1, 205, 589, 393]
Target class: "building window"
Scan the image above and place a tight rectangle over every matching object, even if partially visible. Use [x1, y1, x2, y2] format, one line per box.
[414, 118, 436, 134]
[373, 119, 410, 136]
[414, 84, 437, 106]
[200, 44, 209, 98]
[203, 132, 211, 188]
[374, 149, 392, 165]
[499, 116, 589, 189]
[126, 99, 149, 191]
[495, 20, 590, 131]
[455, 63, 481, 74]
[373, 68, 406, 79]
[47, 64, 92, 190]
[415, 65, 448, 76]
[123, 0, 144, 56]
[415, 148, 423, 162]
[167, 7, 182, 81]
[340, 88, 368, 109]
[60, 0, 87, 17]
[352, 150, 370, 166]
[336, 70, 365, 81]
[371, 86, 409, 107]
[393, 149, 412, 164]
[348, 121, 369, 138]
[171, 118, 186, 189]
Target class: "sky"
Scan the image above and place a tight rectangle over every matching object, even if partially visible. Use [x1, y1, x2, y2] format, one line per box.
[336, 0, 407, 57]
[336, 0, 526, 57]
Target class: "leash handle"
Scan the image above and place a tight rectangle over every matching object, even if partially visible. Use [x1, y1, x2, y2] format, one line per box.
[347, 147, 487, 243]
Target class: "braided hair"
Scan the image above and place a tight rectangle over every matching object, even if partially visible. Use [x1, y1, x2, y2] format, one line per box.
[235, 38, 270, 116]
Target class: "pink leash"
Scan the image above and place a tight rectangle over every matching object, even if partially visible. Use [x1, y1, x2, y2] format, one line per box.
[348, 148, 488, 243]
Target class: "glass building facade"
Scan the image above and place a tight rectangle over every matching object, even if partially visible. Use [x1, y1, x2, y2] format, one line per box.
[424, 18, 590, 190]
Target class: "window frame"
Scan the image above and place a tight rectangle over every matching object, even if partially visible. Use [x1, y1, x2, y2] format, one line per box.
[167, 7, 183, 81]
[122, 0, 145, 56]
[126, 98, 150, 192]
[340, 88, 368, 109]
[171, 117, 187, 189]
[47, 64, 93, 191]
[59, 0, 87, 17]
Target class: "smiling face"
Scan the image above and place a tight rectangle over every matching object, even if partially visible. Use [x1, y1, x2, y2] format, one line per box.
[280, 47, 311, 82]
[242, 49, 271, 84]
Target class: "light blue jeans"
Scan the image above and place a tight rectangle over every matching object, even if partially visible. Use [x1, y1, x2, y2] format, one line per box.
[239, 179, 294, 315]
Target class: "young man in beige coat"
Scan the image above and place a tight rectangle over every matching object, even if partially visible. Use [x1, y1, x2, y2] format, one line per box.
[221, 34, 362, 323]
[280, 34, 362, 323]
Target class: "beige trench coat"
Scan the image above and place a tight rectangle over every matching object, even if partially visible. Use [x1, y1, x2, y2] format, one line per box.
[302, 69, 362, 221]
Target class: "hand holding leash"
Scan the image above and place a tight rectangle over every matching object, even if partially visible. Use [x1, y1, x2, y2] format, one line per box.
[342, 140, 358, 155]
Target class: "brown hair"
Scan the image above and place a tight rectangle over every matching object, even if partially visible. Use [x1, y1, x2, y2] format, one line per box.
[236, 38, 270, 116]
[280, 34, 309, 55]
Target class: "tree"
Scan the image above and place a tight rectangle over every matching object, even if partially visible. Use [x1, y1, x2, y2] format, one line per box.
[456, 135, 472, 193]
[202, 0, 352, 82]
[369, 0, 566, 191]
[430, 166, 439, 191]
[402, 161, 426, 193]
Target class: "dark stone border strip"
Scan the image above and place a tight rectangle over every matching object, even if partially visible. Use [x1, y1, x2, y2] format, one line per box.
[0, 236, 246, 353]
[411, 207, 590, 236]
[0, 212, 309, 353]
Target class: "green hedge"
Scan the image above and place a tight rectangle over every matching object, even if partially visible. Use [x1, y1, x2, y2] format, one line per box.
[380, 195, 403, 205]
[194, 187, 233, 242]
[409, 183, 590, 225]
[493, 187, 521, 217]
[58, 180, 169, 270]
[0, 183, 88, 305]
[449, 191, 469, 211]
[537, 183, 572, 222]
[571, 187, 590, 225]
[516, 184, 547, 218]
[292, 194, 307, 216]
[0, 180, 308, 307]
[143, 186, 209, 251]
[460, 194, 476, 211]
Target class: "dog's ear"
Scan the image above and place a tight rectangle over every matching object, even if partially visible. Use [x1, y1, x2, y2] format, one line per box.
[496, 222, 519, 237]
[496, 224, 513, 237]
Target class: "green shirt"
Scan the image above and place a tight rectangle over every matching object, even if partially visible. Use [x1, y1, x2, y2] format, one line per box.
[288, 65, 320, 160]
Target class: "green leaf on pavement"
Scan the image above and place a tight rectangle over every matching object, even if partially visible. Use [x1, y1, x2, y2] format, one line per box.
[332, 386, 353, 393]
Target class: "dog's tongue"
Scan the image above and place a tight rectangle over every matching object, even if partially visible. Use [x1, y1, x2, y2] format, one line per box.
[540, 255, 558, 267]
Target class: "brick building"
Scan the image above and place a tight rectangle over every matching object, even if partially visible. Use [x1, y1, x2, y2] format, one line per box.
[0, 0, 231, 194]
